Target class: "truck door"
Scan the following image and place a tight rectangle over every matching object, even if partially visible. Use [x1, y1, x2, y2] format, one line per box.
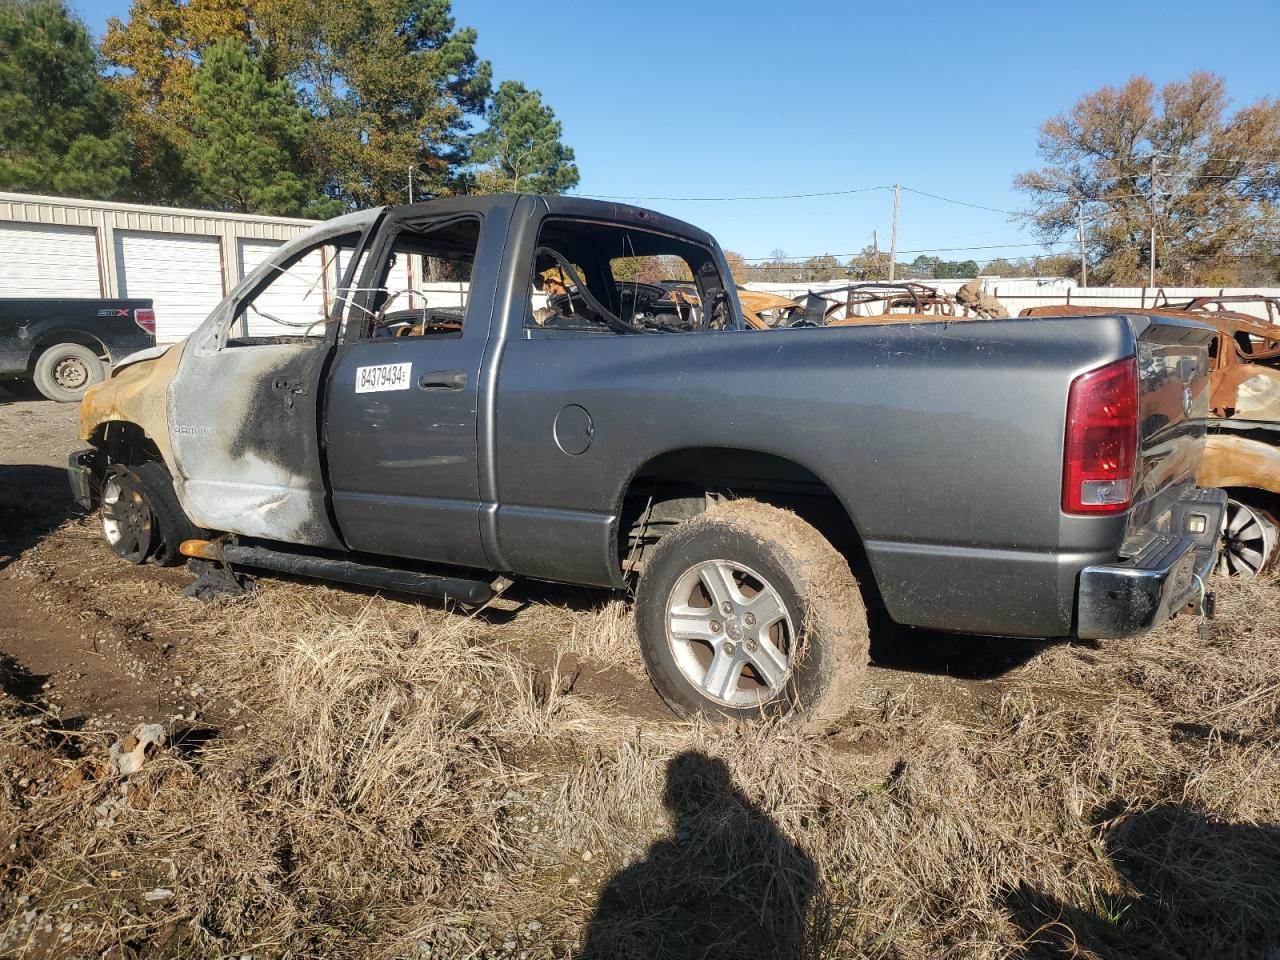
[324, 211, 498, 569]
[167, 214, 377, 549]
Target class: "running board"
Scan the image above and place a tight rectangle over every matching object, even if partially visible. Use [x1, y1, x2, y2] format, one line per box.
[180, 539, 496, 604]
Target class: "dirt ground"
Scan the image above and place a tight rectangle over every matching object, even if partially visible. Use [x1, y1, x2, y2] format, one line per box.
[1, 382, 1278, 959]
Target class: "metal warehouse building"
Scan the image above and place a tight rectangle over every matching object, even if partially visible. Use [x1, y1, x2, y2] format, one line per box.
[0, 191, 317, 343]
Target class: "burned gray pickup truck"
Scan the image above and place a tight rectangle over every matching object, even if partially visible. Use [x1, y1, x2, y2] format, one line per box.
[69, 195, 1224, 724]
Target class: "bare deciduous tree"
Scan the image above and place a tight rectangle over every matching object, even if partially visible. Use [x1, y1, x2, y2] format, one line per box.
[1015, 73, 1280, 284]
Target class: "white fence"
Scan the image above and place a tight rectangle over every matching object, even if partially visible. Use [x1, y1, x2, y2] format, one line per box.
[991, 286, 1280, 320]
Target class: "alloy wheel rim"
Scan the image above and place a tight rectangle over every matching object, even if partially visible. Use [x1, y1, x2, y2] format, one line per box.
[664, 559, 794, 707]
[101, 477, 154, 563]
[1217, 499, 1276, 578]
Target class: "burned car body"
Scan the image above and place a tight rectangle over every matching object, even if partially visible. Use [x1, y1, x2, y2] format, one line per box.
[71, 195, 1224, 724]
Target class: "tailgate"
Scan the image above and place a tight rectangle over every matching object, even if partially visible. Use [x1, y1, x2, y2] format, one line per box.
[1124, 314, 1216, 551]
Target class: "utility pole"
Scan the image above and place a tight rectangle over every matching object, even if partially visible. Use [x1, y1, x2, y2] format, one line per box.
[888, 182, 901, 281]
[1149, 155, 1157, 287]
[1077, 200, 1088, 287]
[408, 166, 415, 204]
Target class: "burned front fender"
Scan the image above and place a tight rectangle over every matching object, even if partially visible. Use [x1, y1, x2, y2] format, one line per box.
[77, 339, 185, 471]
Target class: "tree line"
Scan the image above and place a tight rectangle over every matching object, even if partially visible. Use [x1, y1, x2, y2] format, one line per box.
[726, 250, 993, 284]
[0, 0, 579, 217]
[3, 19, 1277, 286]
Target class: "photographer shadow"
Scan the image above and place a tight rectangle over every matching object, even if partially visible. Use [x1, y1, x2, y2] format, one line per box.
[1008, 802, 1280, 959]
[580, 750, 822, 960]
[0, 463, 77, 572]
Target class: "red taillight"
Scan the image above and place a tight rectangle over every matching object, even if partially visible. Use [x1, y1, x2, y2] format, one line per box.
[1063, 357, 1138, 515]
[133, 308, 156, 335]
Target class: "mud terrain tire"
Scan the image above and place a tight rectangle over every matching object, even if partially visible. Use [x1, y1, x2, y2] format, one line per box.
[635, 499, 868, 726]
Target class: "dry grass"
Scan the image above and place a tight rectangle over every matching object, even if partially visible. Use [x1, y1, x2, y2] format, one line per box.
[2, 574, 1279, 959]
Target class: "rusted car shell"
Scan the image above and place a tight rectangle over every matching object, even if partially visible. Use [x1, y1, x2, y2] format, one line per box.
[1199, 433, 1280, 495]
[736, 289, 802, 330]
[1018, 304, 1280, 417]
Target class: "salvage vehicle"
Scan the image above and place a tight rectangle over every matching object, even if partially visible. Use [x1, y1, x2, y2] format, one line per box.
[1, 298, 155, 401]
[1022, 302, 1280, 578]
[790, 281, 1009, 327]
[798, 281, 963, 326]
[68, 196, 1225, 724]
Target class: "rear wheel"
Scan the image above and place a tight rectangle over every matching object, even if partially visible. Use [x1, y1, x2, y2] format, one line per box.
[101, 462, 201, 566]
[634, 499, 868, 725]
[32, 343, 105, 403]
[1217, 496, 1278, 578]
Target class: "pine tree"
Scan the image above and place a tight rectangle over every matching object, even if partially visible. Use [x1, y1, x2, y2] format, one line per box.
[471, 80, 579, 195]
[0, 0, 132, 199]
[186, 39, 329, 216]
[104, 0, 494, 207]
[100, 0, 255, 203]
[301, 0, 492, 205]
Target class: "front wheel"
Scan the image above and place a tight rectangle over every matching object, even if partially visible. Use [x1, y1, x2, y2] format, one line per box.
[101, 462, 202, 566]
[634, 499, 869, 725]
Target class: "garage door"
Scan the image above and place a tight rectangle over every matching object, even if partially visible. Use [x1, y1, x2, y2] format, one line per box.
[115, 232, 224, 343]
[0, 222, 102, 297]
[237, 239, 331, 337]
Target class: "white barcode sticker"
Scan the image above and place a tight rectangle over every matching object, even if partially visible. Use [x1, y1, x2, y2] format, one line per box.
[355, 362, 412, 393]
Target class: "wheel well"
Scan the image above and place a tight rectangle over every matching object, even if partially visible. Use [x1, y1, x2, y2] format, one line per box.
[1226, 486, 1280, 517]
[89, 421, 163, 467]
[29, 332, 109, 370]
[618, 447, 880, 602]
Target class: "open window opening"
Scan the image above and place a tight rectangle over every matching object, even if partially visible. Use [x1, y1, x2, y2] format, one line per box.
[527, 219, 733, 334]
[350, 217, 481, 342]
[230, 232, 364, 345]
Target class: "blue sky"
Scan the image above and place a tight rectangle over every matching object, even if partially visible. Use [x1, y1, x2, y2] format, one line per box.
[73, 0, 1279, 265]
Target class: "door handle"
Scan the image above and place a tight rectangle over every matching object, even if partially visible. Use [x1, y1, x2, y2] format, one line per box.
[417, 370, 467, 391]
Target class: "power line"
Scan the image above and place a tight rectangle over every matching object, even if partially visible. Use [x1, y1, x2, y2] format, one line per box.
[899, 187, 1017, 215]
[568, 176, 1277, 266]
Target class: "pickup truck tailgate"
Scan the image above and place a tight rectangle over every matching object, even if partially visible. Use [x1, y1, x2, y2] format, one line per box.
[1125, 313, 1217, 552]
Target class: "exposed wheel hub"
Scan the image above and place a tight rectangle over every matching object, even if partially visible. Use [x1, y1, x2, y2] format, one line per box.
[54, 357, 89, 389]
[664, 559, 794, 707]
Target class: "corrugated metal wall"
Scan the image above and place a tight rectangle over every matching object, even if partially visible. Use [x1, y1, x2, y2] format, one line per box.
[0, 191, 317, 342]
